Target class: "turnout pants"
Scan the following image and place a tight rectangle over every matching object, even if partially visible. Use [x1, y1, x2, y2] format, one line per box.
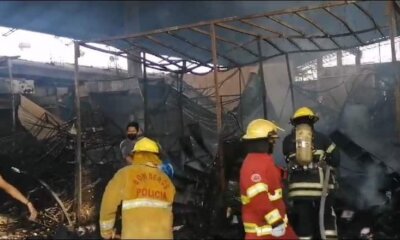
[289, 197, 337, 240]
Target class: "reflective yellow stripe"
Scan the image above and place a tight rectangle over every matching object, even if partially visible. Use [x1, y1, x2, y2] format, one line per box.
[288, 190, 323, 197]
[314, 150, 325, 161]
[243, 223, 258, 233]
[314, 150, 325, 156]
[289, 183, 335, 189]
[244, 216, 288, 236]
[257, 225, 273, 236]
[122, 198, 171, 210]
[268, 188, 282, 201]
[325, 230, 338, 236]
[247, 182, 268, 198]
[243, 223, 272, 236]
[326, 143, 336, 154]
[289, 182, 323, 189]
[242, 187, 282, 205]
[241, 182, 269, 205]
[299, 236, 313, 240]
[241, 195, 250, 205]
[100, 219, 115, 231]
[265, 209, 282, 225]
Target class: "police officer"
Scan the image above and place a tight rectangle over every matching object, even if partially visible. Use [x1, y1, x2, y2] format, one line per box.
[100, 137, 176, 239]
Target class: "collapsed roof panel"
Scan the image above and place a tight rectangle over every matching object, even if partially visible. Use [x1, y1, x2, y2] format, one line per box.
[18, 95, 65, 141]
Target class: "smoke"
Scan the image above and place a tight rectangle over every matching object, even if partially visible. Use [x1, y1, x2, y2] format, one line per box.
[339, 104, 394, 209]
[358, 164, 386, 208]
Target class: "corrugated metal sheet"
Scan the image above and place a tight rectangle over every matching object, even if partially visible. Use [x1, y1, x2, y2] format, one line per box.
[84, 1, 399, 75]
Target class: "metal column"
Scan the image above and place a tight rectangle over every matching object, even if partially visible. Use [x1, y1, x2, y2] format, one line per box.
[7, 59, 16, 134]
[239, 67, 243, 128]
[389, 1, 397, 63]
[389, 1, 400, 140]
[178, 61, 186, 137]
[285, 54, 296, 112]
[210, 23, 225, 191]
[73, 42, 82, 224]
[143, 53, 149, 134]
[257, 37, 268, 118]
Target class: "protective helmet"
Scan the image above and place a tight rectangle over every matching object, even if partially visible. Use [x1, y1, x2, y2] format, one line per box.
[132, 137, 159, 154]
[290, 107, 319, 124]
[242, 119, 283, 140]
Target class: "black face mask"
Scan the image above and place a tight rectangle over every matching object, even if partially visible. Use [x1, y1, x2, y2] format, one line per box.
[127, 134, 137, 140]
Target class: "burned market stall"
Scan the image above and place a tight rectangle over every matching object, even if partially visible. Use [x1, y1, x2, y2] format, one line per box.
[0, 1, 399, 239]
[73, 1, 400, 238]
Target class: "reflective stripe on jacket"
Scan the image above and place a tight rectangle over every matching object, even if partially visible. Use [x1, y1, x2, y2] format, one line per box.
[240, 153, 297, 239]
[99, 162, 176, 239]
[283, 131, 340, 199]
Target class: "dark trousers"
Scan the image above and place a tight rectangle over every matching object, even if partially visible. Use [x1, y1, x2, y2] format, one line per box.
[289, 197, 337, 240]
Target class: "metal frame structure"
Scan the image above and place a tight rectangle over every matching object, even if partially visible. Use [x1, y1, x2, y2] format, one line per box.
[73, 0, 400, 220]
[79, 1, 397, 74]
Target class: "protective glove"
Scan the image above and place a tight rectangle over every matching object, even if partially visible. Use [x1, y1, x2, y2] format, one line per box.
[271, 224, 286, 237]
[159, 161, 174, 179]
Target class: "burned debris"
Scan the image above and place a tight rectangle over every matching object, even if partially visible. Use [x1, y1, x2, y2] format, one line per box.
[0, 1, 398, 239]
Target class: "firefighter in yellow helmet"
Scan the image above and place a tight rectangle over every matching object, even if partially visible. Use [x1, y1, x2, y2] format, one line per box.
[240, 119, 297, 239]
[99, 137, 176, 239]
[282, 107, 340, 240]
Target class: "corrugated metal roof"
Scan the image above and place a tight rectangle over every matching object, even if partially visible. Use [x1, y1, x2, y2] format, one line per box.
[82, 1, 400, 75]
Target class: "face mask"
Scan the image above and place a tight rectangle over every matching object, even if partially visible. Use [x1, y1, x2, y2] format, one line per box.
[127, 134, 137, 140]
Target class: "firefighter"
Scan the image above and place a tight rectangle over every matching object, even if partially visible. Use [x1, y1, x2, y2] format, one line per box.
[282, 107, 340, 240]
[99, 137, 176, 239]
[240, 119, 297, 240]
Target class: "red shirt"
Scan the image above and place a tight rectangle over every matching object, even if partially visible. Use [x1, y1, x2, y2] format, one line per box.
[240, 153, 297, 240]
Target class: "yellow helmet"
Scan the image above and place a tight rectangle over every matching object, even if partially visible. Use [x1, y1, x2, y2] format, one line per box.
[242, 119, 283, 140]
[290, 107, 319, 124]
[132, 137, 159, 154]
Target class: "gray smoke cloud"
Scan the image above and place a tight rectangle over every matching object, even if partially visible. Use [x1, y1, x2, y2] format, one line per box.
[339, 104, 395, 209]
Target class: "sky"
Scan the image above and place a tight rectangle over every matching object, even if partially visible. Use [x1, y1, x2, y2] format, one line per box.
[0, 27, 129, 69]
[0, 26, 214, 74]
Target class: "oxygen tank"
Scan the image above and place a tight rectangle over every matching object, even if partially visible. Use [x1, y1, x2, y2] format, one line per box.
[295, 123, 313, 166]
